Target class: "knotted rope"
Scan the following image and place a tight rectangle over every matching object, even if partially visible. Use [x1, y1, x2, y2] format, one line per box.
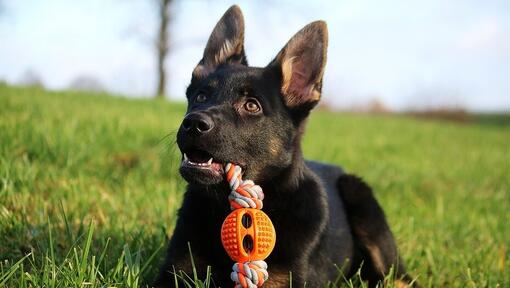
[231, 261, 269, 288]
[223, 163, 272, 288]
[226, 163, 264, 210]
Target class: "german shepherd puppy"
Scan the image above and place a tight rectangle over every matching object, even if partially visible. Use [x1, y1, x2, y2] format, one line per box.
[155, 5, 413, 288]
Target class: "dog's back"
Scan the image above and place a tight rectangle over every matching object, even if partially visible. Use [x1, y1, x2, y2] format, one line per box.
[306, 160, 413, 286]
[303, 161, 354, 281]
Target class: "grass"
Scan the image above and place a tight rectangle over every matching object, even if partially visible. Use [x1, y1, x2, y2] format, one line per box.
[0, 83, 508, 287]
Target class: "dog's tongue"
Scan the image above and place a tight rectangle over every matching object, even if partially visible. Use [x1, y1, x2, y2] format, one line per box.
[210, 162, 222, 172]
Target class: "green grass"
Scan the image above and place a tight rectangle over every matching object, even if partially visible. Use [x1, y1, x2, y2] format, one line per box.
[0, 83, 508, 287]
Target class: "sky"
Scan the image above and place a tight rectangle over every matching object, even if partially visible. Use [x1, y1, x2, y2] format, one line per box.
[0, 0, 509, 111]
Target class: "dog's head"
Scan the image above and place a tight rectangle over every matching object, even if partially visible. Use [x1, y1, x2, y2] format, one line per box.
[177, 5, 328, 186]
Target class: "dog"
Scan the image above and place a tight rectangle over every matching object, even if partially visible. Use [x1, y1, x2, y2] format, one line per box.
[155, 5, 414, 288]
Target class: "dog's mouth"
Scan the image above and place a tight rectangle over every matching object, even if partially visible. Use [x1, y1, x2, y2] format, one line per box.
[181, 149, 223, 175]
[179, 147, 246, 185]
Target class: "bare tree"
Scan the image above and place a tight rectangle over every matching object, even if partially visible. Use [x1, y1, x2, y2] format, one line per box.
[155, 0, 173, 98]
[150, 1, 298, 99]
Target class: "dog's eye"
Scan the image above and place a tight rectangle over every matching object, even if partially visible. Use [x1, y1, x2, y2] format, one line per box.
[244, 98, 261, 113]
[195, 94, 207, 103]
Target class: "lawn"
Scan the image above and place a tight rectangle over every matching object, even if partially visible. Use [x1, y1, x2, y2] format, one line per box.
[0, 83, 508, 287]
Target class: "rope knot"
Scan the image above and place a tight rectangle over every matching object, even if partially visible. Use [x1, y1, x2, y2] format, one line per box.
[231, 261, 269, 288]
[225, 163, 264, 210]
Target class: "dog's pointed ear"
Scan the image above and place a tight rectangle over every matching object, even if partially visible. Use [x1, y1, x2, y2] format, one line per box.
[193, 5, 247, 78]
[267, 21, 328, 110]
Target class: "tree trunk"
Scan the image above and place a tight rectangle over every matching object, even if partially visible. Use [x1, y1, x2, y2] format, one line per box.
[156, 0, 172, 98]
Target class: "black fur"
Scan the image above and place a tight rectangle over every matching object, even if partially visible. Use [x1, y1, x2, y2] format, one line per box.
[154, 5, 413, 288]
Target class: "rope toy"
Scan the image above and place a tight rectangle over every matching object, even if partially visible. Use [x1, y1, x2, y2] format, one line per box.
[221, 163, 276, 288]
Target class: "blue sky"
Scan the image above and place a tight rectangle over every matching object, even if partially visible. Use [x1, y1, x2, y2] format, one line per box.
[1, 0, 509, 111]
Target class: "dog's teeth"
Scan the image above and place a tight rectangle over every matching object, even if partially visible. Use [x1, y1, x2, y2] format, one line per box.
[183, 153, 188, 161]
[207, 158, 213, 165]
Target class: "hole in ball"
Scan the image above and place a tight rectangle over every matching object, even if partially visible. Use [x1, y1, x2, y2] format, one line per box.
[242, 235, 253, 254]
[241, 213, 252, 228]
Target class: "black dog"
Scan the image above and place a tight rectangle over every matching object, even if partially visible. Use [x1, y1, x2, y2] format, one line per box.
[155, 5, 413, 288]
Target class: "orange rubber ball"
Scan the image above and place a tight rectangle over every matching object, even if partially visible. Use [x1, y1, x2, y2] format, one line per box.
[221, 208, 276, 262]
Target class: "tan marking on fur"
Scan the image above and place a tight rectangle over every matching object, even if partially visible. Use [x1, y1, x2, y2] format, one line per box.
[365, 243, 386, 275]
[280, 56, 294, 96]
[214, 39, 233, 65]
[268, 137, 282, 157]
[192, 65, 207, 78]
[193, 38, 243, 79]
[310, 89, 321, 102]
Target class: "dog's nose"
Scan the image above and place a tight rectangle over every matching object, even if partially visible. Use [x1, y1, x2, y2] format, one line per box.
[181, 113, 214, 135]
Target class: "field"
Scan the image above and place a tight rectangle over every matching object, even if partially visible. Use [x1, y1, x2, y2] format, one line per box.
[0, 83, 508, 287]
